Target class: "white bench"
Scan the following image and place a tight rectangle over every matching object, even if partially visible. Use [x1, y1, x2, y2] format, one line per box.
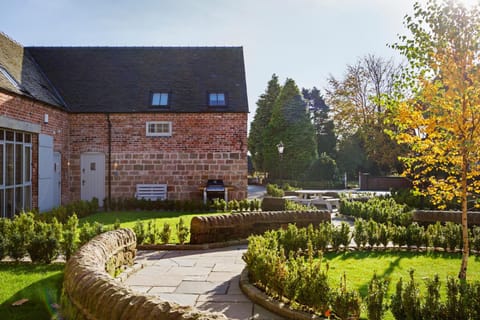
[135, 184, 167, 201]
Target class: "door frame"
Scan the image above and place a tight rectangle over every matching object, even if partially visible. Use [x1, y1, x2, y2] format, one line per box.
[80, 152, 105, 202]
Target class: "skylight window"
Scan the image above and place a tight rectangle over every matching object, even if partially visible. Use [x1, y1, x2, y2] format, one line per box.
[151, 92, 169, 107]
[0, 66, 20, 89]
[208, 92, 226, 107]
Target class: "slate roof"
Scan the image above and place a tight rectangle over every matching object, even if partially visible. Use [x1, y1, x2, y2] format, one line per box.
[26, 46, 249, 113]
[0, 33, 65, 108]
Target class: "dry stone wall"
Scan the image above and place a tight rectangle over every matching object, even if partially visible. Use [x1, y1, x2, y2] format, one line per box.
[61, 228, 227, 320]
[190, 210, 331, 244]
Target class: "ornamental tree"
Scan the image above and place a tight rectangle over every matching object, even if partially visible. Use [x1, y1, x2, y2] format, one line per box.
[387, 0, 480, 279]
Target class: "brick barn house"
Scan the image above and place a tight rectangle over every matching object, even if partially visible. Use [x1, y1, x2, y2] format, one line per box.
[0, 33, 248, 217]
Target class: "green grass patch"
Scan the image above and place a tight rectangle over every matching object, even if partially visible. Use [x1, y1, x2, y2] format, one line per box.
[323, 251, 480, 319]
[0, 263, 64, 320]
[80, 211, 224, 243]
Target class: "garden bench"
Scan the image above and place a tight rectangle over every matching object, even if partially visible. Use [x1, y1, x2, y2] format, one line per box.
[135, 184, 167, 201]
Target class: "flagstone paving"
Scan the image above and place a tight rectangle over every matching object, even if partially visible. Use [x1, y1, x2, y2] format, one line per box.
[124, 245, 285, 320]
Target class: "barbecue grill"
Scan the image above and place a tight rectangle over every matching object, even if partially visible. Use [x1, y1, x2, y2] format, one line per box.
[203, 179, 228, 203]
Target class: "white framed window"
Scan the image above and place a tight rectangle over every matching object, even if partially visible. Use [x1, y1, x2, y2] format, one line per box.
[0, 129, 32, 218]
[146, 121, 172, 137]
[151, 92, 169, 107]
[208, 92, 226, 106]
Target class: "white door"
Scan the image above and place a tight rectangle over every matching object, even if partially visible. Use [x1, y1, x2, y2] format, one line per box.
[53, 152, 61, 207]
[80, 153, 105, 202]
[38, 134, 54, 212]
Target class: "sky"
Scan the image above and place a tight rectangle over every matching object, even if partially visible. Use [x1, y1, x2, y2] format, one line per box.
[2, 0, 478, 129]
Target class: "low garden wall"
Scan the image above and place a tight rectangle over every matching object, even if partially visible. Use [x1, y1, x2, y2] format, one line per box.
[414, 210, 480, 225]
[61, 228, 226, 320]
[190, 210, 331, 244]
[359, 173, 411, 191]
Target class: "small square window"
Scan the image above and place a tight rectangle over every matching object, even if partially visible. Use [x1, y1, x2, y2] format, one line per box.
[208, 92, 226, 106]
[151, 92, 169, 107]
[146, 121, 172, 137]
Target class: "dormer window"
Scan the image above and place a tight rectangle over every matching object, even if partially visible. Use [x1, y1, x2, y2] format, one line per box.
[151, 92, 169, 107]
[208, 92, 227, 107]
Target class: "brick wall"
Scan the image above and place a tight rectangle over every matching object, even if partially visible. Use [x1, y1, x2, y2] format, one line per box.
[0, 90, 70, 208]
[359, 173, 412, 191]
[1, 90, 248, 206]
[69, 112, 248, 201]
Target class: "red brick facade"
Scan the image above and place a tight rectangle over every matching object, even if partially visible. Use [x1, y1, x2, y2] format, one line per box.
[1, 90, 248, 208]
[0, 90, 70, 208]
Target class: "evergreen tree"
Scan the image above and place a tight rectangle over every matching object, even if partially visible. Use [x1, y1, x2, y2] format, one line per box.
[302, 87, 336, 157]
[265, 78, 317, 180]
[248, 74, 281, 172]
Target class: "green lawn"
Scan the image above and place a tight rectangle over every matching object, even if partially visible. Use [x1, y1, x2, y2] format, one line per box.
[323, 251, 480, 319]
[0, 263, 64, 320]
[80, 210, 224, 243]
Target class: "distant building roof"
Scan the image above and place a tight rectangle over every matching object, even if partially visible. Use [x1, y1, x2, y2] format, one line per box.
[26, 46, 249, 113]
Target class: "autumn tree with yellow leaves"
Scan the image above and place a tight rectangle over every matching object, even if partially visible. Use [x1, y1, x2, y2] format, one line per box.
[387, 0, 480, 279]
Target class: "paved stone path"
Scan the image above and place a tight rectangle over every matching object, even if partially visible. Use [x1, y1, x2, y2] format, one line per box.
[125, 245, 285, 320]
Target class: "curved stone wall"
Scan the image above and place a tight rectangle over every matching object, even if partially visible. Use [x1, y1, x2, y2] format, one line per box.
[190, 210, 331, 244]
[61, 228, 226, 320]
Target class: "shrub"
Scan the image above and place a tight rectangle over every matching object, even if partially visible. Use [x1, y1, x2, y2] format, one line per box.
[147, 220, 158, 244]
[79, 221, 106, 245]
[305, 153, 338, 181]
[353, 219, 368, 248]
[445, 222, 462, 251]
[62, 214, 80, 261]
[378, 223, 390, 249]
[176, 218, 189, 244]
[212, 198, 227, 212]
[27, 221, 60, 263]
[159, 222, 172, 244]
[340, 197, 413, 226]
[266, 183, 284, 197]
[401, 269, 422, 319]
[7, 212, 35, 260]
[422, 274, 444, 319]
[0, 218, 11, 260]
[331, 273, 361, 320]
[285, 200, 313, 211]
[391, 225, 407, 248]
[390, 277, 405, 319]
[332, 222, 351, 250]
[366, 272, 389, 320]
[312, 222, 332, 252]
[132, 220, 147, 245]
[427, 222, 447, 250]
[472, 226, 480, 252]
[406, 222, 426, 249]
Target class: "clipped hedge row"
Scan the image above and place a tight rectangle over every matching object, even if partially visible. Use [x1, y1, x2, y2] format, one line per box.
[0, 212, 110, 262]
[340, 197, 413, 226]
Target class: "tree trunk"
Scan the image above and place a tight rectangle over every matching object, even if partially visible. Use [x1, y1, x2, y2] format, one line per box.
[458, 162, 469, 280]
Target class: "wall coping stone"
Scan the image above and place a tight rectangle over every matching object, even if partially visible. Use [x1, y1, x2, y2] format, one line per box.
[62, 228, 227, 320]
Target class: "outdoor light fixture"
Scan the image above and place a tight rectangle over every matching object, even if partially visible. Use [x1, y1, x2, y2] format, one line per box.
[277, 141, 284, 155]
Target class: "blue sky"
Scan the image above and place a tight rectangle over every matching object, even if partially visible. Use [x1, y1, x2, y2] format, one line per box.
[2, 0, 476, 127]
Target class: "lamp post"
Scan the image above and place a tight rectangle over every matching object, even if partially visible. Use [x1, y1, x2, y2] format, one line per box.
[277, 141, 284, 181]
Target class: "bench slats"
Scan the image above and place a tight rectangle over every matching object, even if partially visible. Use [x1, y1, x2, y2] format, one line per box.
[135, 184, 167, 201]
